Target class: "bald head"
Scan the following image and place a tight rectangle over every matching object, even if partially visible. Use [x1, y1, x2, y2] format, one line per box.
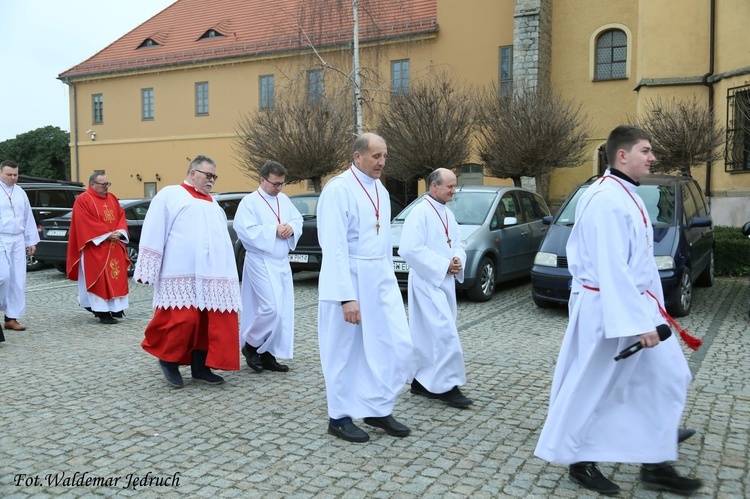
[352, 133, 387, 179]
[429, 168, 457, 204]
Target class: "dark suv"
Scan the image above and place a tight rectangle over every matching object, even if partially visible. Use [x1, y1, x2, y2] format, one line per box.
[530, 174, 714, 317]
[18, 182, 86, 270]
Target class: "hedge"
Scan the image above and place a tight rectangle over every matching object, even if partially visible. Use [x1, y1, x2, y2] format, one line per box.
[715, 225, 750, 277]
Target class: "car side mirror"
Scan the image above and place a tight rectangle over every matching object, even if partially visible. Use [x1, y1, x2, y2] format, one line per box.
[690, 216, 712, 229]
[503, 216, 518, 227]
[742, 221, 750, 236]
[542, 215, 553, 225]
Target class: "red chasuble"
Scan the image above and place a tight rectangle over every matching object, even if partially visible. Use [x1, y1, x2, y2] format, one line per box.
[66, 188, 129, 300]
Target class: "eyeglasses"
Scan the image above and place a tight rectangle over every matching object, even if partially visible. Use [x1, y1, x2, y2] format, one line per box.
[263, 177, 286, 188]
[93, 182, 112, 187]
[194, 169, 218, 181]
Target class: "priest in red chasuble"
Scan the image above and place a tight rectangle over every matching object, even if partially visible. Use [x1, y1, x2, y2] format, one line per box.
[66, 172, 129, 324]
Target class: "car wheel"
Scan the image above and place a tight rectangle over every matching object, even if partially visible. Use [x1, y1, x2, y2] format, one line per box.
[694, 249, 714, 287]
[53, 263, 66, 274]
[668, 268, 692, 317]
[126, 244, 138, 277]
[532, 292, 556, 309]
[27, 254, 45, 271]
[467, 256, 496, 302]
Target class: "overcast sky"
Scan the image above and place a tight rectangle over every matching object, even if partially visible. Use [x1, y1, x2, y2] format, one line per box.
[0, 0, 176, 142]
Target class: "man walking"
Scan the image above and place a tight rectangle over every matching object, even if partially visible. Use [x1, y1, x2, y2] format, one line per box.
[399, 168, 472, 409]
[235, 161, 302, 373]
[0, 160, 39, 333]
[67, 172, 129, 324]
[135, 155, 241, 388]
[534, 126, 702, 495]
[317, 133, 413, 443]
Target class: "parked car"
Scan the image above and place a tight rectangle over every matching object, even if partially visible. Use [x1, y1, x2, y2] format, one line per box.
[284, 192, 406, 273]
[212, 192, 252, 276]
[35, 198, 151, 276]
[391, 186, 552, 302]
[18, 182, 86, 270]
[530, 174, 714, 317]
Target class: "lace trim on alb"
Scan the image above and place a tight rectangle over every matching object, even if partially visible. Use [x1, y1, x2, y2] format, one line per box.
[153, 275, 241, 312]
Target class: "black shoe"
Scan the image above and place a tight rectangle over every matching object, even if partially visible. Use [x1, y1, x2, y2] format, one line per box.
[158, 360, 184, 388]
[363, 415, 410, 437]
[678, 428, 696, 443]
[99, 314, 117, 324]
[328, 422, 370, 443]
[260, 352, 289, 372]
[568, 462, 620, 495]
[441, 386, 473, 408]
[640, 463, 703, 494]
[191, 350, 225, 385]
[111, 311, 125, 319]
[411, 379, 441, 399]
[241, 343, 264, 372]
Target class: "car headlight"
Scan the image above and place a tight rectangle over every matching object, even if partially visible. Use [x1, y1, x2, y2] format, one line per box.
[534, 251, 558, 267]
[654, 255, 675, 270]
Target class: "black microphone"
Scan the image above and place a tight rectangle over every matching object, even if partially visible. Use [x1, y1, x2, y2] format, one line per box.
[614, 324, 672, 361]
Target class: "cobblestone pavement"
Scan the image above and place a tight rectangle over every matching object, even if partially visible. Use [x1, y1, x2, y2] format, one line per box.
[1, 268, 748, 498]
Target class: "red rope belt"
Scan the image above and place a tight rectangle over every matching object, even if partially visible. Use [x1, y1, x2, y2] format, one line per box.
[582, 284, 702, 350]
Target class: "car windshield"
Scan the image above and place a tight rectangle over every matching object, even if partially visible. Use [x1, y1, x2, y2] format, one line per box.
[291, 196, 318, 218]
[555, 184, 676, 228]
[393, 191, 495, 225]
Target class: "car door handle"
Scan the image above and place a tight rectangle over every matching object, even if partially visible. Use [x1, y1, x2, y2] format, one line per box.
[38, 211, 52, 215]
[521, 232, 528, 237]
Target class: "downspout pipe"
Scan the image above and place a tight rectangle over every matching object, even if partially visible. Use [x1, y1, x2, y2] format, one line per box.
[60, 77, 80, 183]
[702, 0, 716, 200]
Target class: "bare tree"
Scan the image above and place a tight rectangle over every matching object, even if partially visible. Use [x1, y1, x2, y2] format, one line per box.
[376, 72, 476, 187]
[234, 93, 352, 192]
[635, 96, 724, 175]
[476, 84, 593, 196]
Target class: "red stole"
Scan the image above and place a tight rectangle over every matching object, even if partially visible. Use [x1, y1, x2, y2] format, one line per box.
[66, 188, 129, 300]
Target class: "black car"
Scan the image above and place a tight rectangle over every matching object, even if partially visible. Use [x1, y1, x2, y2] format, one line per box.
[18, 182, 86, 270]
[212, 192, 252, 277]
[35, 199, 151, 276]
[286, 192, 407, 273]
[530, 174, 714, 317]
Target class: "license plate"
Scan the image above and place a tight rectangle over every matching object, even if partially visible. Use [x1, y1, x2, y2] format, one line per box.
[288, 254, 308, 263]
[47, 230, 67, 237]
[393, 261, 410, 272]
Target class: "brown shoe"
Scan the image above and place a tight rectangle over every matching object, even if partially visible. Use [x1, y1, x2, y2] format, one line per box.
[4, 319, 26, 331]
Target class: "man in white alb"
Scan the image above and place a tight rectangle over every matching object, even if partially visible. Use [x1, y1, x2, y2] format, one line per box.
[399, 168, 472, 409]
[317, 132, 413, 443]
[0, 160, 39, 334]
[534, 126, 702, 495]
[235, 161, 302, 373]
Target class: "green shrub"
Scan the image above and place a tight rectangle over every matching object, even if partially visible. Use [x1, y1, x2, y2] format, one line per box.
[714, 225, 750, 277]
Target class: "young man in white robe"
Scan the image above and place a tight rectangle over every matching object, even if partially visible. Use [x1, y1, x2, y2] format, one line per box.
[0, 161, 39, 333]
[235, 161, 302, 373]
[534, 126, 702, 495]
[398, 168, 472, 409]
[317, 133, 413, 443]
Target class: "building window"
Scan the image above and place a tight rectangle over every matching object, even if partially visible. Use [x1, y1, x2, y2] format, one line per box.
[144, 182, 157, 198]
[260, 75, 274, 109]
[138, 39, 159, 49]
[92, 94, 103, 124]
[199, 29, 224, 40]
[726, 84, 750, 172]
[391, 60, 410, 95]
[307, 70, 323, 104]
[499, 46, 513, 93]
[141, 88, 154, 120]
[595, 29, 627, 80]
[195, 82, 209, 115]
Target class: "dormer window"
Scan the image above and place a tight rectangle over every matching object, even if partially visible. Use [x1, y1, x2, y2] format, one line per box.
[200, 29, 224, 40]
[138, 38, 160, 49]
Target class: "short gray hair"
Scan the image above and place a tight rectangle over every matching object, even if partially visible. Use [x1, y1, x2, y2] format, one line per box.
[186, 155, 216, 175]
[427, 169, 443, 186]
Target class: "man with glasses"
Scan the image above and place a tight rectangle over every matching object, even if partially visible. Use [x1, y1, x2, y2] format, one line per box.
[235, 161, 302, 373]
[67, 172, 129, 324]
[0, 160, 39, 335]
[135, 155, 241, 389]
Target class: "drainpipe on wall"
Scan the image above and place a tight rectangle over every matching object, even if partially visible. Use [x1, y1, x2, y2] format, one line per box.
[61, 77, 80, 183]
[702, 0, 716, 202]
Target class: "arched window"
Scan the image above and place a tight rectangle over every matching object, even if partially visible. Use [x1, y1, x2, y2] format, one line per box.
[595, 29, 627, 80]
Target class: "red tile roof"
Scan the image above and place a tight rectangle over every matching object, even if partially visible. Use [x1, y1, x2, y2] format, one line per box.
[59, 0, 437, 79]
